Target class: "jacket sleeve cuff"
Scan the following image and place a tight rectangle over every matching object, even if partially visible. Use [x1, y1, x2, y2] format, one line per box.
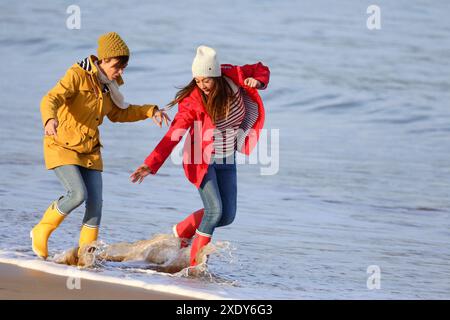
[254, 78, 267, 90]
[41, 110, 57, 127]
[145, 105, 159, 118]
[144, 156, 159, 175]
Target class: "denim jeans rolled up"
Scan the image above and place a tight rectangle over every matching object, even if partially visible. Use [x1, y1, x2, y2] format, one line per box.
[53, 165, 102, 227]
[197, 154, 237, 236]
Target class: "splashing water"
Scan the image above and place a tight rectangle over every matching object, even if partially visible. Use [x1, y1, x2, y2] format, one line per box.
[52, 234, 228, 278]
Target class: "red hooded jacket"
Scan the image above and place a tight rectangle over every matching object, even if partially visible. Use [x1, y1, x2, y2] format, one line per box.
[144, 62, 270, 188]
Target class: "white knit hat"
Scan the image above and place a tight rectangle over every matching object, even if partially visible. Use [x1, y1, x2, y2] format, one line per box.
[191, 45, 221, 78]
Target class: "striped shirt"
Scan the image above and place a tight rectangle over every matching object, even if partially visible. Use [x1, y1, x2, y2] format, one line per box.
[213, 79, 246, 157]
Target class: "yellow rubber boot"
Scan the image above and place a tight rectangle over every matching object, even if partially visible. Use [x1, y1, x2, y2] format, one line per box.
[30, 202, 66, 259]
[78, 225, 99, 256]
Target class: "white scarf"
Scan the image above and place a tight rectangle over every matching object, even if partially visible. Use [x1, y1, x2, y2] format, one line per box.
[94, 61, 129, 109]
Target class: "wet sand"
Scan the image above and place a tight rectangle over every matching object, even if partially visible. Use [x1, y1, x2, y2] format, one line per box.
[0, 262, 196, 300]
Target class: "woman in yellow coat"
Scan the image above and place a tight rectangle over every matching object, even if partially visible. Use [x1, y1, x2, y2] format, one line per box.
[31, 32, 170, 260]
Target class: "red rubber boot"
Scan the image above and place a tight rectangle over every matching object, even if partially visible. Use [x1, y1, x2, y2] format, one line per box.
[190, 231, 212, 267]
[173, 209, 204, 248]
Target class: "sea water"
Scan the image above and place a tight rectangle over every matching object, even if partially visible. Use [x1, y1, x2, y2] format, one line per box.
[0, 0, 449, 299]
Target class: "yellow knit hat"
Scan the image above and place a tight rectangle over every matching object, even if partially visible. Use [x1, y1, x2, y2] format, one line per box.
[97, 32, 130, 60]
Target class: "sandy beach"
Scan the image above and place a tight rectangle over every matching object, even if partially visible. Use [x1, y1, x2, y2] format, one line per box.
[0, 262, 195, 300]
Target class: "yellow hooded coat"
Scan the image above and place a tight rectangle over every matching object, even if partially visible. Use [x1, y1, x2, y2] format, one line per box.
[40, 55, 158, 171]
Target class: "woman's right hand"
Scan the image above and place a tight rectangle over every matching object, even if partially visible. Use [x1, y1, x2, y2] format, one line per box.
[130, 164, 152, 184]
[44, 119, 58, 137]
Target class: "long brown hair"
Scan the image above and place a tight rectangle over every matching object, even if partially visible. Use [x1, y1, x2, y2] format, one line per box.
[166, 76, 238, 123]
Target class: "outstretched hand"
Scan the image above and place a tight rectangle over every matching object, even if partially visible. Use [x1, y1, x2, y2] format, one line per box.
[130, 164, 152, 184]
[152, 110, 171, 128]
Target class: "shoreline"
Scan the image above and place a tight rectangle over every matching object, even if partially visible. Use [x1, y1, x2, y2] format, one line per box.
[0, 262, 198, 300]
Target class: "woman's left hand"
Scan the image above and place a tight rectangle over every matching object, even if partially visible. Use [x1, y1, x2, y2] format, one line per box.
[152, 110, 171, 128]
[130, 164, 151, 184]
[244, 77, 262, 89]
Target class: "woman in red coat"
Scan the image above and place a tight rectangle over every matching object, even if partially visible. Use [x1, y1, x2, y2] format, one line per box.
[131, 46, 270, 266]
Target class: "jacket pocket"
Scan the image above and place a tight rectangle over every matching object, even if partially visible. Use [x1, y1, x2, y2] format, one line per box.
[53, 126, 92, 154]
[77, 81, 100, 108]
[79, 80, 96, 94]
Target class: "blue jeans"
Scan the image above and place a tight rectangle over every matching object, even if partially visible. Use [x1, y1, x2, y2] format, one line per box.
[53, 165, 102, 227]
[197, 155, 237, 236]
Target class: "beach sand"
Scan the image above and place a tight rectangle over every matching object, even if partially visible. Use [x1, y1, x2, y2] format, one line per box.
[0, 262, 196, 300]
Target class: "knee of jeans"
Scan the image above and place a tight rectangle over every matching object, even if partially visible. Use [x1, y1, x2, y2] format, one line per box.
[219, 215, 235, 227]
[218, 206, 236, 227]
[69, 188, 88, 207]
[84, 198, 102, 218]
[204, 205, 223, 226]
